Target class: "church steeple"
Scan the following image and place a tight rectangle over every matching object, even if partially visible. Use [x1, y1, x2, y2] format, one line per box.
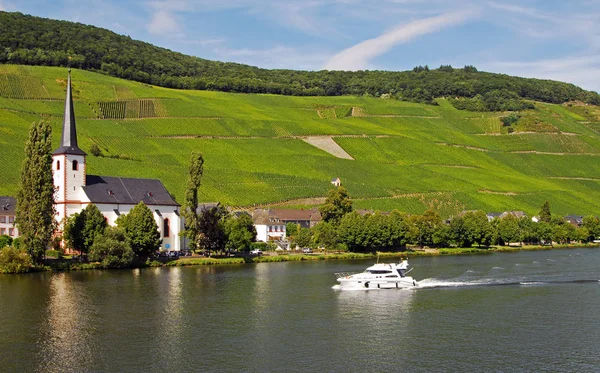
[53, 70, 86, 156]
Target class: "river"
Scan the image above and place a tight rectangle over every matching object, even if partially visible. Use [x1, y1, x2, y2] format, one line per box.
[1, 248, 599, 372]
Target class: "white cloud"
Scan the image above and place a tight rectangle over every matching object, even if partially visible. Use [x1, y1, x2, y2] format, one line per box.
[147, 10, 180, 35]
[214, 45, 328, 70]
[323, 9, 478, 70]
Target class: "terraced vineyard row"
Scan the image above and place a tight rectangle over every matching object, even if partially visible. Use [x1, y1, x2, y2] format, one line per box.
[97, 99, 168, 119]
[0, 74, 48, 99]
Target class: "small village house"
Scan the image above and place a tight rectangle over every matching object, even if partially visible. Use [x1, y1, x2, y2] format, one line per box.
[0, 196, 18, 238]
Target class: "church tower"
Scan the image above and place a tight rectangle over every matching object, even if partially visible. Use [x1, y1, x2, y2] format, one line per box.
[52, 70, 87, 223]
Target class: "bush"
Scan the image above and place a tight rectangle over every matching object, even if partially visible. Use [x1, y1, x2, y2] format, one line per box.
[90, 144, 102, 157]
[45, 249, 63, 259]
[0, 246, 33, 273]
[501, 112, 521, 126]
[89, 227, 134, 268]
[0, 235, 12, 249]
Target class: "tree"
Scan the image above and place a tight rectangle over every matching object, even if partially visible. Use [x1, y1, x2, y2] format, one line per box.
[116, 201, 161, 260]
[89, 226, 134, 268]
[311, 221, 339, 250]
[63, 204, 107, 255]
[409, 210, 444, 248]
[198, 204, 228, 254]
[293, 228, 312, 249]
[319, 186, 353, 225]
[224, 214, 256, 252]
[539, 201, 551, 223]
[582, 215, 600, 241]
[497, 214, 522, 245]
[15, 120, 56, 263]
[182, 153, 204, 251]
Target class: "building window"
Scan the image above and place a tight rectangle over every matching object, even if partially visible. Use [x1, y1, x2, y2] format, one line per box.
[72, 160, 78, 171]
[8, 216, 14, 223]
[56, 160, 60, 170]
[0, 228, 5, 235]
[0, 216, 5, 223]
[163, 218, 170, 237]
[8, 228, 14, 236]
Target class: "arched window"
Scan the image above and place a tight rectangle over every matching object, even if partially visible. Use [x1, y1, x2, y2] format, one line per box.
[56, 160, 60, 170]
[163, 218, 170, 237]
[72, 160, 79, 171]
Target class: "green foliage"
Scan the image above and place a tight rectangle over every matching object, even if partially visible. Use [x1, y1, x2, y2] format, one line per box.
[45, 249, 63, 259]
[116, 201, 161, 259]
[501, 112, 521, 127]
[198, 204, 228, 253]
[0, 12, 597, 106]
[497, 214, 522, 245]
[224, 213, 256, 252]
[0, 235, 13, 249]
[337, 210, 410, 252]
[90, 143, 102, 156]
[63, 204, 107, 254]
[450, 211, 493, 247]
[0, 246, 33, 273]
[182, 153, 204, 251]
[408, 210, 444, 248]
[539, 201, 552, 223]
[15, 120, 55, 263]
[319, 186, 353, 224]
[89, 226, 134, 268]
[582, 215, 600, 241]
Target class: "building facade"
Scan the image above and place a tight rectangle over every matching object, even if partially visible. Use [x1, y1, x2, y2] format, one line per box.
[52, 72, 183, 252]
[0, 196, 18, 238]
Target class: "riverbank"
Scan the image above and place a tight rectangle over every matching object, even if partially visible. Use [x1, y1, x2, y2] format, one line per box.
[3, 243, 596, 274]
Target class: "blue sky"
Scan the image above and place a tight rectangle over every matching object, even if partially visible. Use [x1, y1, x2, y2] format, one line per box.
[2, 0, 600, 92]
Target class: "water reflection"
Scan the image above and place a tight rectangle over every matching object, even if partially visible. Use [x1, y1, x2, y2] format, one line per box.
[36, 273, 96, 373]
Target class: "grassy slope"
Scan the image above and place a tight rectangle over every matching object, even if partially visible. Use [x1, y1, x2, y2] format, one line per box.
[1, 65, 600, 217]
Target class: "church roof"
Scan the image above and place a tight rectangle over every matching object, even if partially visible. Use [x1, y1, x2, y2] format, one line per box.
[83, 175, 179, 206]
[53, 70, 86, 156]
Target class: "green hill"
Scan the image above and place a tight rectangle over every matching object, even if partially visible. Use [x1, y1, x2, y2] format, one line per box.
[1, 65, 600, 217]
[1, 11, 598, 107]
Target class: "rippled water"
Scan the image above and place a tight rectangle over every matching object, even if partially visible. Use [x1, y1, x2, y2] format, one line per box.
[1, 248, 599, 372]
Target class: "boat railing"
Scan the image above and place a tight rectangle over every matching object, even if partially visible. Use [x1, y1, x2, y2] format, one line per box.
[335, 272, 358, 279]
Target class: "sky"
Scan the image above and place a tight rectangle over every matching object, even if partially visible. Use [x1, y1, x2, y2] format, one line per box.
[2, 0, 600, 92]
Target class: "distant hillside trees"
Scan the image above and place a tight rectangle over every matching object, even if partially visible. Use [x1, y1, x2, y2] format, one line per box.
[1, 11, 598, 107]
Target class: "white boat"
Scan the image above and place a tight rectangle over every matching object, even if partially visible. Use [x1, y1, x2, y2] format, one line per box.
[334, 258, 418, 290]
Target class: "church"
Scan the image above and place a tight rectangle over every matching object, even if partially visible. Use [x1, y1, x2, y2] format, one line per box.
[52, 72, 184, 252]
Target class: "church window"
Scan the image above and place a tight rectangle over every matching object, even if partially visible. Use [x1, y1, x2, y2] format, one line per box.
[72, 160, 78, 171]
[163, 218, 170, 237]
[56, 160, 60, 170]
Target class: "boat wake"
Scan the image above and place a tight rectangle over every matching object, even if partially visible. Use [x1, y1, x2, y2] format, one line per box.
[416, 278, 599, 290]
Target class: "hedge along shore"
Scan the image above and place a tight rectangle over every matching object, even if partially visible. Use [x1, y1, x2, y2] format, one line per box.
[9, 243, 598, 274]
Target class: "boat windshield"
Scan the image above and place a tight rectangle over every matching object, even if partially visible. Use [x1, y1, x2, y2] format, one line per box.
[367, 270, 392, 274]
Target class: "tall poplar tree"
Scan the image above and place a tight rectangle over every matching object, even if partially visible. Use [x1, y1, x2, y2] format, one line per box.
[182, 153, 204, 251]
[15, 120, 56, 263]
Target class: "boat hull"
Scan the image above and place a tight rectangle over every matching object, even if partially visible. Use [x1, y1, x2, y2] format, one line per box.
[336, 276, 418, 290]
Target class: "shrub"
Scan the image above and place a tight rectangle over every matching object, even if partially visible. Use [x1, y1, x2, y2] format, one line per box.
[501, 112, 521, 126]
[89, 227, 134, 268]
[45, 249, 63, 259]
[0, 235, 12, 249]
[90, 143, 102, 157]
[0, 246, 33, 273]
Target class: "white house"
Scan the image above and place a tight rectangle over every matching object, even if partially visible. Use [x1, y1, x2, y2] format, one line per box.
[0, 196, 18, 238]
[252, 209, 286, 242]
[52, 71, 183, 252]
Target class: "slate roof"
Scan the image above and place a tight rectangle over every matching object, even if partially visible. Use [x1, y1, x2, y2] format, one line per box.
[83, 175, 179, 206]
[53, 71, 86, 156]
[0, 196, 16, 214]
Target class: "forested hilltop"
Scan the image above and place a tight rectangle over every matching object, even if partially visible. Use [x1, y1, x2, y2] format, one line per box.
[1, 11, 598, 108]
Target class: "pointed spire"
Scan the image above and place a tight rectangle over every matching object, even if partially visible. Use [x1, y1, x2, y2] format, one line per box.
[53, 69, 86, 156]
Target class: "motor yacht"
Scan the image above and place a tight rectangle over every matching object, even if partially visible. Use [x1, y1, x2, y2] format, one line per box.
[334, 258, 418, 290]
